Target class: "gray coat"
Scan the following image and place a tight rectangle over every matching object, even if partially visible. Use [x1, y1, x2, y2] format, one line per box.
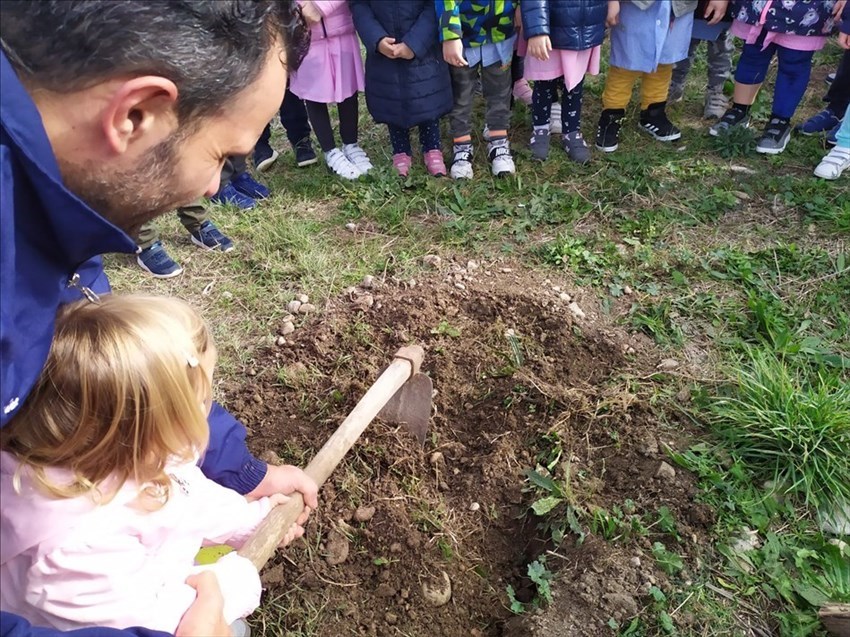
[631, 0, 698, 18]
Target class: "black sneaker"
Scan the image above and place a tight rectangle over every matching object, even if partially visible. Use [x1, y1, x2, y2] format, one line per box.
[596, 108, 625, 153]
[293, 137, 318, 167]
[756, 116, 792, 155]
[709, 106, 750, 137]
[639, 101, 681, 142]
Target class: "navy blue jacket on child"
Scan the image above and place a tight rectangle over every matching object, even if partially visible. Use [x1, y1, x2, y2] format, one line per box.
[521, 0, 609, 50]
[350, 0, 452, 129]
[732, 0, 841, 37]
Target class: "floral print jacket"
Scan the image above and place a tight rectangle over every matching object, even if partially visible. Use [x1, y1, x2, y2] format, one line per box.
[731, 0, 840, 37]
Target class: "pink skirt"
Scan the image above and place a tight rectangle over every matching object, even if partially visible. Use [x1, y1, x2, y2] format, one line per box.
[290, 32, 365, 103]
[523, 46, 601, 92]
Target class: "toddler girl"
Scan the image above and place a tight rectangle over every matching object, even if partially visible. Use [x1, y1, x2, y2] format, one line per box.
[290, 1, 373, 178]
[351, 1, 453, 177]
[710, 0, 847, 154]
[0, 295, 316, 633]
[522, 0, 618, 163]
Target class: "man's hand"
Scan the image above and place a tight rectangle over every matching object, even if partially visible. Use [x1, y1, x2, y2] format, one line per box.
[704, 0, 729, 25]
[267, 493, 308, 546]
[395, 42, 415, 60]
[607, 0, 620, 27]
[840, 31, 850, 49]
[176, 572, 232, 637]
[248, 464, 319, 509]
[443, 39, 468, 67]
[378, 36, 397, 58]
[527, 35, 552, 61]
[300, 0, 321, 25]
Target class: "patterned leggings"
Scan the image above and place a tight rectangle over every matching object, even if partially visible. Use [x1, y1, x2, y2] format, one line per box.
[387, 120, 441, 155]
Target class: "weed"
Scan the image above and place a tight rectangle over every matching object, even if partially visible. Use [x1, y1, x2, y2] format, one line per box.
[712, 125, 757, 158]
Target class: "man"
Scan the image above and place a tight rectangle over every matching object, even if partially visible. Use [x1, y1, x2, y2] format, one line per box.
[0, 2, 316, 636]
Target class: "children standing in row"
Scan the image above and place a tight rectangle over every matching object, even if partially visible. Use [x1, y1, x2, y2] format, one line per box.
[521, 0, 617, 164]
[352, 1, 452, 177]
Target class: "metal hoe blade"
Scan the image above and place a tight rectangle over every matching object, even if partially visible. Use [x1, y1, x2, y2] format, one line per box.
[377, 372, 433, 444]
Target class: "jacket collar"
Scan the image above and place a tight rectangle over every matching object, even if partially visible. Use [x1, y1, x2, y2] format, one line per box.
[0, 51, 137, 262]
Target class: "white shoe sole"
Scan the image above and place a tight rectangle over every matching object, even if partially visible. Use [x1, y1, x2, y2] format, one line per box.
[296, 155, 318, 167]
[596, 143, 618, 153]
[255, 150, 279, 173]
[756, 137, 790, 155]
[640, 126, 681, 142]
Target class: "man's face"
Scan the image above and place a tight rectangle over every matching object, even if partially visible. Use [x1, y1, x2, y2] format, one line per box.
[56, 42, 288, 238]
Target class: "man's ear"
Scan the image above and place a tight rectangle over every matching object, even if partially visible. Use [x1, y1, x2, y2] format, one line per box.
[102, 76, 179, 154]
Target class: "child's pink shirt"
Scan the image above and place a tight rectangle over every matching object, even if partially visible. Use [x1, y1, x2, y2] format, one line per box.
[0, 451, 273, 632]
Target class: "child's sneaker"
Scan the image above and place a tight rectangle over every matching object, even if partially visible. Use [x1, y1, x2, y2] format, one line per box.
[814, 145, 850, 180]
[530, 129, 551, 162]
[392, 153, 412, 177]
[703, 88, 728, 120]
[231, 172, 270, 200]
[668, 82, 685, 103]
[450, 142, 474, 180]
[562, 131, 591, 164]
[826, 72, 836, 86]
[423, 149, 447, 177]
[343, 143, 373, 175]
[136, 242, 183, 279]
[756, 116, 792, 155]
[210, 183, 256, 209]
[796, 108, 842, 136]
[190, 220, 235, 252]
[294, 137, 318, 167]
[639, 102, 681, 142]
[253, 143, 279, 172]
[513, 78, 533, 106]
[550, 103, 563, 135]
[488, 137, 515, 177]
[709, 106, 750, 137]
[827, 122, 840, 146]
[325, 148, 360, 179]
[595, 108, 625, 152]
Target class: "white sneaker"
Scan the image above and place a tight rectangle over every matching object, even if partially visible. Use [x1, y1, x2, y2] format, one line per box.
[343, 143, 373, 175]
[450, 143, 474, 180]
[550, 103, 563, 135]
[325, 148, 360, 180]
[814, 146, 850, 180]
[488, 137, 515, 177]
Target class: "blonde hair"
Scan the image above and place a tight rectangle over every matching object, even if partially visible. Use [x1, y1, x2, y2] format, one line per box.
[0, 295, 213, 507]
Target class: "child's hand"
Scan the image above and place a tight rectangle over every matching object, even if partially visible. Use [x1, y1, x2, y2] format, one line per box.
[841, 32, 850, 49]
[704, 0, 729, 25]
[176, 572, 231, 637]
[607, 0, 620, 27]
[300, 1, 321, 25]
[527, 35, 552, 61]
[378, 37, 397, 58]
[395, 42, 415, 60]
[443, 39, 468, 67]
[268, 493, 308, 547]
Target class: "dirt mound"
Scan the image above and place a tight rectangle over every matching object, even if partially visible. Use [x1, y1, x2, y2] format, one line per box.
[224, 259, 711, 636]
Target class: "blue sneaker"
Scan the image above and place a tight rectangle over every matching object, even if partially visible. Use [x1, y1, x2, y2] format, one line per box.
[796, 108, 841, 136]
[210, 183, 256, 209]
[230, 172, 270, 200]
[136, 242, 183, 278]
[190, 221, 235, 252]
[827, 121, 840, 146]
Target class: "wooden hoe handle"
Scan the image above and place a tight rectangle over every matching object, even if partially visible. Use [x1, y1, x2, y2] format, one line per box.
[238, 346, 424, 570]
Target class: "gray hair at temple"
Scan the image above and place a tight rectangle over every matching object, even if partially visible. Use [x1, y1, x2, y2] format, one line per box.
[0, 0, 308, 123]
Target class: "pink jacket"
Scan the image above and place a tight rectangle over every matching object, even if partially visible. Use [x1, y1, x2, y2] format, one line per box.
[0, 451, 273, 632]
[299, 0, 356, 40]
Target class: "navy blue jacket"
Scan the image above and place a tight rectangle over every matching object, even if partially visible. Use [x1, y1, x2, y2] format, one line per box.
[351, 0, 452, 129]
[731, 0, 841, 37]
[0, 51, 267, 637]
[521, 0, 608, 51]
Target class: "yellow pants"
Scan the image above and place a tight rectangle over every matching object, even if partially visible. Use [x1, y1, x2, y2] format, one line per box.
[602, 64, 674, 110]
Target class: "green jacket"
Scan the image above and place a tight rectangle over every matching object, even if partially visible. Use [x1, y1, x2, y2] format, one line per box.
[435, 0, 518, 47]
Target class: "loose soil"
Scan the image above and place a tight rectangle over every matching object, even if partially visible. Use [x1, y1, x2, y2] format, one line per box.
[224, 258, 714, 637]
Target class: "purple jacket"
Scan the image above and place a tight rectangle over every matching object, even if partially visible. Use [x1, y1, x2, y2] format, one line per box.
[731, 0, 841, 37]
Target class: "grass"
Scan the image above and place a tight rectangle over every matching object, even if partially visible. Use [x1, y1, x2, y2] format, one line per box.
[105, 41, 850, 637]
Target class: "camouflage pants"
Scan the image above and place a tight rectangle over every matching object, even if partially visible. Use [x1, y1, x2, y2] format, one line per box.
[136, 200, 206, 249]
[671, 29, 734, 91]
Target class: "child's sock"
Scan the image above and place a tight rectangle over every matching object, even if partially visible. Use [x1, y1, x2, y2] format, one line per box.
[732, 102, 752, 114]
[487, 129, 508, 141]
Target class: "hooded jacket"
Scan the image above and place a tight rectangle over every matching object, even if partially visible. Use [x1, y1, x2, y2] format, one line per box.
[520, 0, 609, 52]
[731, 0, 841, 37]
[0, 50, 268, 637]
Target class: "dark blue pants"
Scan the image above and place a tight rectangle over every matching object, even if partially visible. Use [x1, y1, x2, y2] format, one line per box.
[257, 86, 312, 151]
[734, 33, 815, 119]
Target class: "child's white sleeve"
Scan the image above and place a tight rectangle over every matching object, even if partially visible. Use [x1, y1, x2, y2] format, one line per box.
[187, 553, 264, 624]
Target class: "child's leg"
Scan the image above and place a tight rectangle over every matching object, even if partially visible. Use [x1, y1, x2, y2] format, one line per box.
[388, 125, 412, 156]
[732, 39, 777, 107]
[531, 79, 558, 129]
[639, 64, 674, 110]
[304, 101, 337, 152]
[825, 51, 850, 119]
[707, 30, 734, 92]
[480, 61, 513, 139]
[771, 45, 815, 120]
[417, 120, 442, 152]
[837, 116, 850, 149]
[448, 65, 478, 143]
[670, 38, 700, 95]
[602, 66, 641, 110]
[338, 94, 359, 146]
[560, 79, 585, 135]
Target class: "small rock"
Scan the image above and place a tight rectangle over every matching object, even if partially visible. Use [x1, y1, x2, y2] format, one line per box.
[467, 260, 480, 272]
[501, 268, 513, 273]
[355, 294, 375, 309]
[222, 291, 233, 300]
[389, 542, 403, 553]
[454, 282, 466, 291]
[429, 451, 445, 466]
[421, 571, 452, 607]
[376, 583, 395, 598]
[656, 461, 676, 482]
[676, 387, 692, 403]
[730, 527, 762, 553]
[361, 275, 375, 289]
[252, 394, 263, 404]
[275, 336, 286, 347]
[603, 593, 639, 620]
[630, 556, 641, 567]
[626, 346, 636, 355]
[640, 433, 659, 456]
[354, 506, 376, 523]
[345, 222, 358, 232]
[296, 293, 309, 304]
[568, 302, 586, 319]
[384, 613, 398, 625]
[298, 303, 317, 314]
[469, 502, 481, 512]
[559, 292, 572, 302]
[286, 300, 302, 314]
[422, 255, 441, 268]
[325, 530, 350, 566]
[623, 285, 633, 295]
[407, 279, 417, 288]
[260, 564, 284, 587]
[280, 322, 295, 336]
[247, 368, 257, 376]
[657, 358, 680, 372]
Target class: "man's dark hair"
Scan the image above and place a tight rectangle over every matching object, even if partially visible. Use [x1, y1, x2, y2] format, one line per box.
[0, 0, 304, 122]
